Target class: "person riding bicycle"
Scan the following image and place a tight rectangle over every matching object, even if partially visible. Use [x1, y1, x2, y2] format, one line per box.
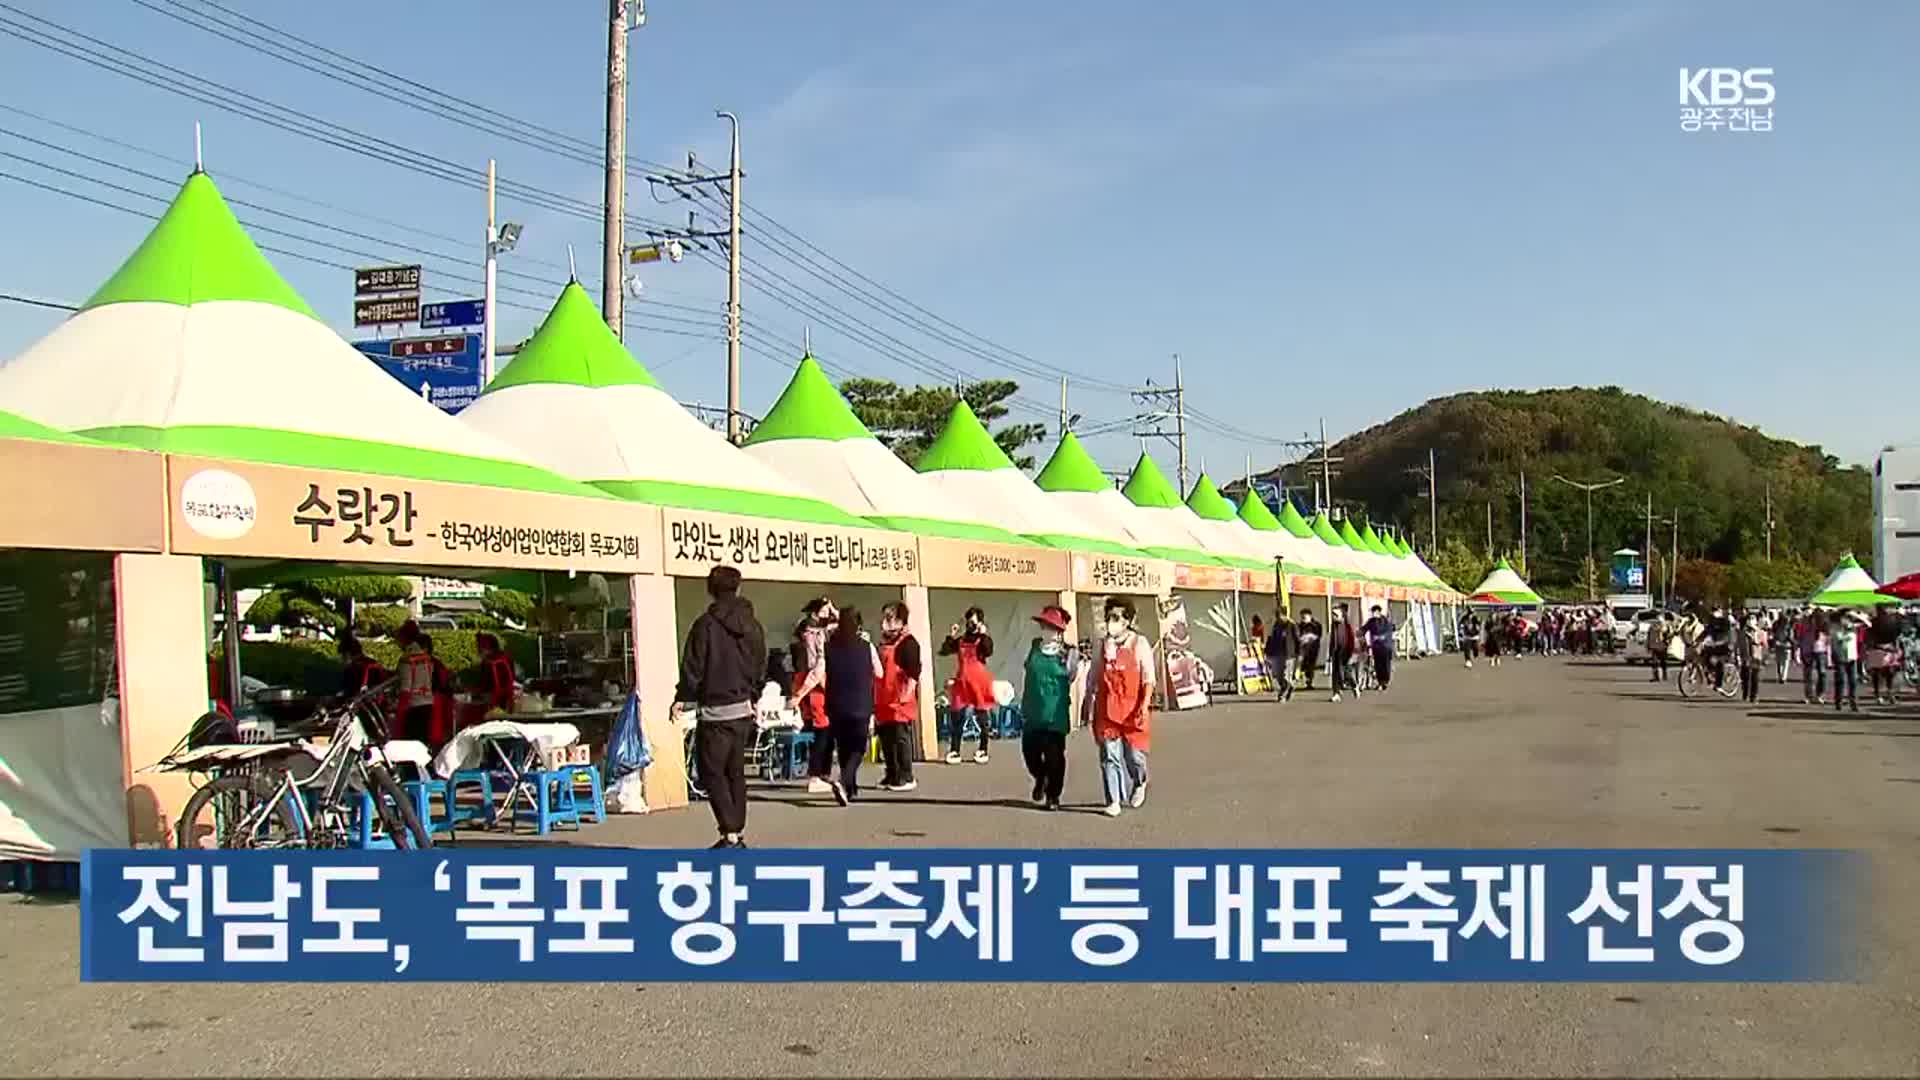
[1694, 606, 1733, 688]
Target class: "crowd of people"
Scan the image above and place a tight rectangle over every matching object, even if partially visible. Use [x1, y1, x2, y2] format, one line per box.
[1453, 606, 1619, 665]
[1640, 604, 1912, 710]
[1257, 602, 1398, 703]
[672, 566, 1161, 849]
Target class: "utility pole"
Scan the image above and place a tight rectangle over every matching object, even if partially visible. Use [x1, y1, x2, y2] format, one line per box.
[1644, 490, 1654, 597]
[718, 110, 742, 442]
[484, 159, 497, 385]
[601, 0, 632, 337]
[1405, 449, 1438, 552]
[1319, 417, 1332, 512]
[1129, 356, 1189, 488]
[1486, 500, 1494, 560]
[1550, 474, 1625, 600]
[1764, 482, 1775, 562]
[1059, 376, 1069, 436]
[1518, 471, 1528, 575]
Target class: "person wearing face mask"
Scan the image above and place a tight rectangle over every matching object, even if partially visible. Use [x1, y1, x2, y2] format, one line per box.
[873, 602, 923, 792]
[1020, 604, 1077, 811]
[791, 597, 837, 794]
[1327, 604, 1357, 703]
[1084, 597, 1156, 817]
[940, 606, 996, 764]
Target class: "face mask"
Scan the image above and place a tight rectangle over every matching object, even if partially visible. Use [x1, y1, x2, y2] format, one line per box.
[881, 621, 903, 640]
[1106, 618, 1128, 638]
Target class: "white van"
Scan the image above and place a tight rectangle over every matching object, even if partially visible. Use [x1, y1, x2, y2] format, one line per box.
[1621, 609, 1664, 662]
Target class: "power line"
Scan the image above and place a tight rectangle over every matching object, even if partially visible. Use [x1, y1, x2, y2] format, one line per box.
[0, 291, 76, 312]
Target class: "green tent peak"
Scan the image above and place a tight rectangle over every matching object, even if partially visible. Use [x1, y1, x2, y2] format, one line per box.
[1360, 522, 1390, 555]
[485, 282, 660, 394]
[1184, 473, 1238, 521]
[1836, 553, 1861, 569]
[1276, 499, 1314, 539]
[1311, 511, 1346, 547]
[1121, 453, 1183, 509]
[1495, 557, 1513, 570]
[742, 355, 875, 445]
[1237, 492, 1282, 531]
[1034, 432, 1114, 493]
[82, 171, 318, 319]
[915, 399, 1014, 473]
[1389, 533, 1411, 557]
[1337, 518, 1367, 549]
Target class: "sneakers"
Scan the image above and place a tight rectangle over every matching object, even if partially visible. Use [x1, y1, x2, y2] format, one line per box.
[944, 751, 962, 765]
[1044, 797, 1060, 812]
[1102, 801, 1123, 817]
[890, 779, 917, 792]
[973, 750, 990, 764]
[1330, 693, 1342, 703]
[710, 836, 745, 849]
[830, 780, 850, 807]
[1129, 781, 1148, 809]
[806, 776, 832, 794]
[1031, 780, 1046, 804]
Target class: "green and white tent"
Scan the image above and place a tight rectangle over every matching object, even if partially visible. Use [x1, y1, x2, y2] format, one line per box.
[0, 408, 107, 447]
[1336, 517, 1395, 585]
[1808, 554, 1896, 607]
[1234, 490, 1336, 577]
[1468, 558, 1542, 605]
[458, 283, 866, 526]
[0, 171, 603, 499]
[1306, 510, 1372, 580]
[1033, 434, 1226, 565]
[740, 356, 1027, 543]
[1120, 453, 1266, 570]
[1184, 472, 1286, 568]
[913, 401, 1147, 556]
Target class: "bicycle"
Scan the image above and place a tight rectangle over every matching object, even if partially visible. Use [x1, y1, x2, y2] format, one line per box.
[167, 679, 429, 849]
[1351, 651, 1379, 693]
[1676, 651, 1739, 699]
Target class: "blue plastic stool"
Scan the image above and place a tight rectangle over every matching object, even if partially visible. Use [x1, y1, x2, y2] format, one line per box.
[510, 770, 582, 835]
[448, 769, 498, 827]
[350, 791, 397, 849]
[554, 764, 606, 824]
[783, 731, 814, 780]
[994, 704, 1024, 739]
[402, 779, 459, 837]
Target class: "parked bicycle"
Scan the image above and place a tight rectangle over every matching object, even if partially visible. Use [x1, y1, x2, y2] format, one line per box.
[163, 679, 429, 849]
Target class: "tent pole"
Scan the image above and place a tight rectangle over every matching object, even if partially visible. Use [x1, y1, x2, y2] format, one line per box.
[219, 561, 242, 706]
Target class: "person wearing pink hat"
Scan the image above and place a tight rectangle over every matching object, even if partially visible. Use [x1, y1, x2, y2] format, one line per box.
[1020, 604, 1078, 811]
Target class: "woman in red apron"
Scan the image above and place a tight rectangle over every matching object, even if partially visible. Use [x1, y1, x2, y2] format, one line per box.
[791, 599, 836, 792]
[1086, 597, 1154, 816]
[394, 623, 437, 746]
[475, 632, 517, 716]
[940, 606, 995, 764]
[872, 601, 923, 791]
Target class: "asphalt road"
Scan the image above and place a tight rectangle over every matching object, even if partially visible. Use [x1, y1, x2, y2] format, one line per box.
[4, 654, 1919, 1077]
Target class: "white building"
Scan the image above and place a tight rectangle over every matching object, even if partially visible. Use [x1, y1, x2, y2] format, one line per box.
[1873, 445, 1920, 583]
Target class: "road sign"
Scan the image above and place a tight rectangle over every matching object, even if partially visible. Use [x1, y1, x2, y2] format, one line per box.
[419, 298, 485, 330]
[354, 264, 422, 295]
[353, 333, 483, 414]
[354, 294, 421, 327]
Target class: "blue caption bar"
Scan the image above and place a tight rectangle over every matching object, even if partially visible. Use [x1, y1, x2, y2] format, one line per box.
[80, 849, 1858, 982]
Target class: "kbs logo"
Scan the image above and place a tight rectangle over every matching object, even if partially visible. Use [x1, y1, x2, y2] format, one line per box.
[1678, 68, 1774, 133]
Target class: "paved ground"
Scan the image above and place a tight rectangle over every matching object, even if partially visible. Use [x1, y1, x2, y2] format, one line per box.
[5, 654, 1920, 1077]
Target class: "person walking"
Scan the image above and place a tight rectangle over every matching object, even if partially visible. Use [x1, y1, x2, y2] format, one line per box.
[1770, 609, 1795, 683]
[1264, 607, 1299, 702]
[1085, 597, 1155, 817]
[1865, 605, 1901, 705]
[1459, 609, 1482, 669]
[1020, 604, 1077, 811]
[1328, 604, 1357, 702]
[1799, 609, 1830, 704]
[873, 602, 922, 792]
[1735, 612, 1764, 703]
[1362, 605, 1395, 691]
[673, 566, 767, 849]
[1483, 611, 1505, 668]
[1647, 615, 1670, 682]
[1296, 609, 1323, 690]
[791, 599, 836, 793]
[823, 608, 883, 804]
[1832, 608, 1862, 712]
[941, 606, 996, 765]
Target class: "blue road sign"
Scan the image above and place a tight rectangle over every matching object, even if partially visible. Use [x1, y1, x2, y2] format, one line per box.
[353, 333, 484, 414]
[419, 298, 485, 330]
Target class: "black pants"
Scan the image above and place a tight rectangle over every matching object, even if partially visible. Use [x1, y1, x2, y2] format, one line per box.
[696, 717, 753, 837]
[1651, 653, 1668, 681]
[1740, 665, 1761, 702]
[1330, 651, 1352, 693]
[1833, 660, 1859, 709]
[831, 711, 871, 800]
[1372, 647, 1393, 689]
[947, 706, 991, 756]
[807, 720, 835, 778]
[1300, 648, 1320, 689]
[1022, 730, 1066, 801]
[877, 722, 915, 785]
[1870, 666, 1895, 699]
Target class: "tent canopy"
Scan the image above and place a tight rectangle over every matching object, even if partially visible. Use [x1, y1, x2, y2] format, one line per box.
[1469, 558, 1542, 605]
[914, 401, 1146, 556]
[458, 283, 867, 526]
[1809, 554, 1897, 607]
[1032, 434, 1228, 566]
[0, 171, 602, 499]
[1120, 454, 1262, 568]
[741, 356, 1028, 544]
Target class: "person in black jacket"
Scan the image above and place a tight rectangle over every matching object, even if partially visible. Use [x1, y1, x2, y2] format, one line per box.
[823, 607, 883, 804]
[674, 566, 767, 849]
[1264, 608, 1299, 702]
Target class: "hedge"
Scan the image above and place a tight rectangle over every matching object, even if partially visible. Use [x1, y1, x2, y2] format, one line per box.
[218, 630, 538, 694]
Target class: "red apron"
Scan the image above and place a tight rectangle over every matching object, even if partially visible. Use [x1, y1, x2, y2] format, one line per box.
[483, 654, 517, 713]
[1092, 636, 1151, 751]
[792, 672, 829, 730]
[873, 636, 915, 726]
[949, 636, 994, 709]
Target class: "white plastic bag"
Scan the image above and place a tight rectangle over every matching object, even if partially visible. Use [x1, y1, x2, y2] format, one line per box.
[607, 771, 649, 814]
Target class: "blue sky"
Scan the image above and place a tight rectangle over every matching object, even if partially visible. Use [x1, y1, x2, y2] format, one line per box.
[0, 1, 1912, 472]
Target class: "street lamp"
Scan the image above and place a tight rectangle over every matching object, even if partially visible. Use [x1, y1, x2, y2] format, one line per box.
[1551, 474, 1625, 600]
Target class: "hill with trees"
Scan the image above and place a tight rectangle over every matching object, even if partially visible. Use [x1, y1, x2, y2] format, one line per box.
[1327, 387, 1872, 603]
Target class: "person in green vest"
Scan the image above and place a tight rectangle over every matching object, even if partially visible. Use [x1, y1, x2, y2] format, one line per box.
[1020, 604, 1079, 812]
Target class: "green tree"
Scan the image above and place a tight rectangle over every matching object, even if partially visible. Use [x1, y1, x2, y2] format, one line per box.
[1727, 556, 1821, 603]
[244, 575, 413, 639]
[1673, 558, 1731, 607]
[1425, 536, 1489, 594]
[351, 603, 411, 640]
[841, 377, 1047, 469]
[482, 587, 535, 627]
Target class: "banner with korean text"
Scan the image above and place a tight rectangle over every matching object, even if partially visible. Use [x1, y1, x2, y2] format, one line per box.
[660, 510, 916, 586]
[81, 849, 1858, 982]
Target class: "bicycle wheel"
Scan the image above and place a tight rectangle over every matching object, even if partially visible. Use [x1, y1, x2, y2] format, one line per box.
[363, 764, 431, 849]
[1677, 664, 1700, 698]
[177, 774, 302, 849]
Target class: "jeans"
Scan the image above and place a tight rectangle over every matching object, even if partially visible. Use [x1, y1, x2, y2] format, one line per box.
[1267, 655, 1295, 700]
[1095, 735, 1148, 807]
[830, 710, 872, 800]
[1802, 653, 1828, 700]
[876, 722, 915, 786]
[1773, 649, 1792, 683]
[1372, 647, 1393, 689]
[696, 717, 754, 837]
[1832, 659, 1859, 709]
[947, 706, 990, 757]
[1022, 730, 1067, 801]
